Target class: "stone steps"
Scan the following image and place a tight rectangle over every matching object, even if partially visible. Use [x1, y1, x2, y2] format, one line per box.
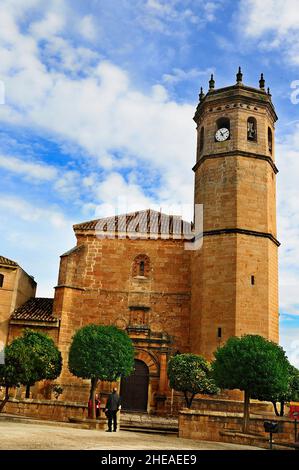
[120, 412, 178, 435]
[120, 425, 178, 435]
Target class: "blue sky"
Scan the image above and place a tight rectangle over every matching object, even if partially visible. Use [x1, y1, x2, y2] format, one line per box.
[0, 0, 299, 366]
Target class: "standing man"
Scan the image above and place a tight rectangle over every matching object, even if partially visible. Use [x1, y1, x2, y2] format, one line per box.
[105, 387, 121, 432]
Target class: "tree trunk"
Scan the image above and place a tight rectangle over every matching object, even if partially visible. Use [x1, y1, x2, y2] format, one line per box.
[0, 398, 9, 413]
[25, 385, 30, 399]
[189, 393, 196, 409]
[243, 390, 250, 433]
[0, 386, 10, 413]
[89, 378, 98, 420]
[280, 401, 285, 417]
[184, 391, 190, 408]
[272, 401, 279, 416]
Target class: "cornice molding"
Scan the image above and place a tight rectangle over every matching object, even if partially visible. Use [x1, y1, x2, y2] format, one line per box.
[193, 150, 278, 174]
[202, 228, 280, 247]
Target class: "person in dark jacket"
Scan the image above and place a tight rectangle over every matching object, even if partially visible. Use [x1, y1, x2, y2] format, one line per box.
[105, 387, 121, 432]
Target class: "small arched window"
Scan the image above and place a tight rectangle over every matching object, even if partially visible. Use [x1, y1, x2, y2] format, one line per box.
[132, 254, 150, 278]
[216, 117, 230, 140]
[139, 261, 145, 276]
[247, 117, 257, 141]
[0, 274, 4, 288]
[199, 126, 204, 152]
[268, 127, 273, 154]
[216, 117, 230, 131]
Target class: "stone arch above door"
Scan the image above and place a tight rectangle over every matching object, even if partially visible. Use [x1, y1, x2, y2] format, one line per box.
[135, 349, 159, 377]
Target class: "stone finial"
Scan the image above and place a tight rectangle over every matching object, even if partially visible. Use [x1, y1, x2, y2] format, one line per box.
[259, 73, 265, 90]
[209, 74, 215, 91]
[199, 87, 205, 102]
[236, 66, 243, 84]
[267, 87, 271, 95]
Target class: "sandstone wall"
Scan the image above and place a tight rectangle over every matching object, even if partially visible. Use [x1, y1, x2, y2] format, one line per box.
[54, 236, 191, 405]
[179, 409, 296, 449]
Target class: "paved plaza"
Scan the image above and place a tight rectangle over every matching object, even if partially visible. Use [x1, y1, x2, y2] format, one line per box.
[0, 420, 261, 450]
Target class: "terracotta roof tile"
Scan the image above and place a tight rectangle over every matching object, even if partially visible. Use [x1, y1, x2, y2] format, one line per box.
[10, 298, 57, 323]
[73, 209, 193, 239]
[0, 256, 18, 267]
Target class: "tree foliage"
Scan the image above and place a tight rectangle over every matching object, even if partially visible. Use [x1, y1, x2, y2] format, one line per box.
[0, 347, 21, 389]
[68, 324, 134, 419]
[68, 324, 134, 381]
[12, 329, 62, 398]
[212, 335, 290, 431]
[0, 345, 21, 411]
[167, 353, 219, 408]
[253, 363, 299, 416]
[288, 365, 299, 402]
[0, 329, 62, 408]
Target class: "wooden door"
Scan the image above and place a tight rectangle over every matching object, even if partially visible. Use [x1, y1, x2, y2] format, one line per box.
[120, 359, 149, 411]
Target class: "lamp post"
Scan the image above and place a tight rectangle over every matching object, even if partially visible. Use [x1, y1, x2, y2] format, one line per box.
[264, 421, 279, 450]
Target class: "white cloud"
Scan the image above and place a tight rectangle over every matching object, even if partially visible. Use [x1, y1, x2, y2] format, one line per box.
[203, 1, 219, 22]
[146, 0, 174, 15]
[54, 170, 81, 198]
[92, 172, 154, 218]
[0, 3, 196, 208]
[79, 15, 97, 41]
[0, 193, 75, 297]
[280, 327, 299, 368]
[276, 133, 299, 316]
[239, 0, 299, 38]
[162, 67, 213, 84]
[29, 11, 65, 39]
[0, 195, 68, 228]
[151, 84, 168, 101]
[0, 154, 57, 181]
[141, 0, 220, 34]
[82, 174, 97, 188]
[238, 0, 299, 64]
[145, 0, 219, 24]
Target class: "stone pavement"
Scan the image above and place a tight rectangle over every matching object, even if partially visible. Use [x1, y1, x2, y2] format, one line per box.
[0, 421, 261, 450]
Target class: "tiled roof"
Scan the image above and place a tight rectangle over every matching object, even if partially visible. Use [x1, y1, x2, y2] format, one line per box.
[0, 256, 18, 267]
[10, 298, 57, 323]
[73, 209, 193, 239]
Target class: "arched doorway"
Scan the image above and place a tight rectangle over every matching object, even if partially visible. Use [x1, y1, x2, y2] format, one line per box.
[120, 359, 149, 411]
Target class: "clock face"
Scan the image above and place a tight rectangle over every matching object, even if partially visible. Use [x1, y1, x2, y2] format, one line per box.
[215, 127, 230, 142]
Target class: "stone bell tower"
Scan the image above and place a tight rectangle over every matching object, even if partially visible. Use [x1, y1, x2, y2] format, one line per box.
[190, 68, 279, 361]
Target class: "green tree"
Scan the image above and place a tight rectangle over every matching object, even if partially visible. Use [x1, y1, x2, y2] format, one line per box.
[0, 345, 22, 412]
[167, 353, 219, 409]
[212, 335, 290, 432]
[68, 324, 134, 419]
[254, 363, 299, 417]
[6, 330, 62, 398]
[288, 365, 299, 401]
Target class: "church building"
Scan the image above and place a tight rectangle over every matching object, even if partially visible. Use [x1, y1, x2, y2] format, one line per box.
[1, 69, 279, 413]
